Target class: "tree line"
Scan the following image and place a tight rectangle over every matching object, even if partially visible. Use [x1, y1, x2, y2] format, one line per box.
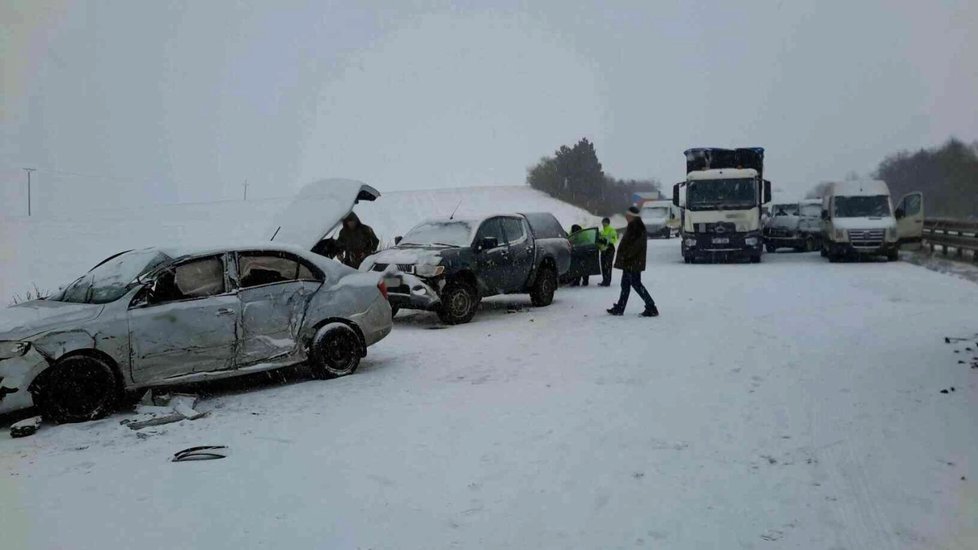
[526, 138, 661, 216]
[808, 139, 978, 219]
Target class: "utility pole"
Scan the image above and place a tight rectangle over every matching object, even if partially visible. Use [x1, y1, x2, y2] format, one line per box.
[23, 168, 36, 216]
[242, 179, 249, 201]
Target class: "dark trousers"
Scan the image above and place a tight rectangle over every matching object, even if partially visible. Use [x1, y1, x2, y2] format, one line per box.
[600, 245, 615, 285]
[569, 276, 589, 287]
[616, 271, 655, 310]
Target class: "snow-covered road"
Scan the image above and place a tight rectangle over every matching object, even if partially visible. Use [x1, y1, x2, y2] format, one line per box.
[2, 242, 977, 549]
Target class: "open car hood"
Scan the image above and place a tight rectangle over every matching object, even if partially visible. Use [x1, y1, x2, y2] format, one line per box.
[268, 179, 380, 251]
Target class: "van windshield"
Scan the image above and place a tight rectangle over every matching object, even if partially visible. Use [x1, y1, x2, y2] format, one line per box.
[641, 206, 670, 219]
[834, 195, 890, 218]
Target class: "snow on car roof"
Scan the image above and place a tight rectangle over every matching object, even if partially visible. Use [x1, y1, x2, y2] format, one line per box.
[687, 168, 759, 180]
[830, 180, 891, 197]
[155, 242, 320, 260]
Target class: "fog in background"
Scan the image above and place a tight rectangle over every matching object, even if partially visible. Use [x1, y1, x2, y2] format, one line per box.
[1, 0, 975, 216]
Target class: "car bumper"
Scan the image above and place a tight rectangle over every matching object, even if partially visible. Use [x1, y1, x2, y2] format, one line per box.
[683, 232, 763, 258]
[349, 295, 394, 349]
[387, 274, 442, 312]
[827, 241, 899, 257]
[0, 349, 48, 415]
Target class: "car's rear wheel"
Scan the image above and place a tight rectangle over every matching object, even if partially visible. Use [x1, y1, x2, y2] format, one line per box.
[437, 282, 480, 325]
[765, 244, 777, 253]
[529, 265, 557, 307]
[310, 323, 363, 379]
[32, 355, 121, 423]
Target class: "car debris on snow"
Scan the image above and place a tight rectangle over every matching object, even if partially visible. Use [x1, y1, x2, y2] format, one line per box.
[10, 415, 42, 438]
[121, 391, 209, 430]
[171, 445, 229, 462]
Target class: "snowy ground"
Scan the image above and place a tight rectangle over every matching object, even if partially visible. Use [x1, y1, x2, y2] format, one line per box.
[2, 240, 977, 549]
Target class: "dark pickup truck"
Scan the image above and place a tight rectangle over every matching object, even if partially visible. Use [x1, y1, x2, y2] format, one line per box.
[360, 213, 573, 324]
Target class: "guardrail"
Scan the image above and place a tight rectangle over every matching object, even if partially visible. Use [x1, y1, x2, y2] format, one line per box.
[923, 218, 978, 262]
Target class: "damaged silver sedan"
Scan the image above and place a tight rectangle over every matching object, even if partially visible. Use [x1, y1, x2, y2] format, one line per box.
[0, 243, 393, 423]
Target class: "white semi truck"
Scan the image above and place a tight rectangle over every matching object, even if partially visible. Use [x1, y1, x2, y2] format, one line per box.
[672, 147, 772, 263]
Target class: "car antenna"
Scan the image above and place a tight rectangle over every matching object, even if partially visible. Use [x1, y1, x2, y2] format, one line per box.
[449, 199, 463, 220]
[270, 226, 281, 241]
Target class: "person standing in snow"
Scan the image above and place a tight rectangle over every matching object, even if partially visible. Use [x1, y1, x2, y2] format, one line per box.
[336, 212, 379, 269]
[597, 217, 618, 287]
[608, 206, 658, 317]
[567, 224, 589, 287]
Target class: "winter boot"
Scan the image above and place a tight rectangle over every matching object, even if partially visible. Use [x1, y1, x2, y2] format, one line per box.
[641, 304, 659, 317]
[607, 305, 624, 316]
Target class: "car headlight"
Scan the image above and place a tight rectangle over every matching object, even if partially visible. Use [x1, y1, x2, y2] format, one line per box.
[414, 264, 445, 277]
[745, 237, 759, 246]
[834, 229, 848, 242]
[684, 238, 697, 247]
[0, 341, 30, 360]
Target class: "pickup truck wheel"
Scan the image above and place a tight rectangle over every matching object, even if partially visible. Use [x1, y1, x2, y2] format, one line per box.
[33, 355, 121, 424]
[529, 266, 557, 307]
[437, 282, 479, 325]
[310, 323, 362, 379]
[765, 244, 777, 253]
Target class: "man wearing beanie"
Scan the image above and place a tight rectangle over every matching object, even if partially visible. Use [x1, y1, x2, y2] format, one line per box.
[608, 206, 659, 317]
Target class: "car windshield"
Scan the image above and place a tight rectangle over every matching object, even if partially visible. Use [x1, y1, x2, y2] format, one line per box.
[834, 195, 890, 218]
[772, 204, 799, 216]
[687, 178, 757, 210]
[642, 206, 670, 218]
[401, 221, 475, 247]
[55, 249, 172, 304]
[800, 204, 822, 218]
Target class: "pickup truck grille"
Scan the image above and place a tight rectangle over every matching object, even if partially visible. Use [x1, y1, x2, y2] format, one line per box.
[848, 229, 885, 247]
[372, 263, 415, 274]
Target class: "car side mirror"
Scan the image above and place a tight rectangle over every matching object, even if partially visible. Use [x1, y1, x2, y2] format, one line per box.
[894, 208, 905, 219]
[763, 179, 772, 204]
[394, 236, 403, 245]
[478, 237, 499, 251]
[672, 184, 680, 207]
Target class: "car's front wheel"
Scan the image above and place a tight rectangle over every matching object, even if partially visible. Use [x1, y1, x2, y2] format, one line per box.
[437, 282, 480, 325]
[310, 323, 363, 379]
[32, 355, 121, 423]
[529, 265, 557, 307]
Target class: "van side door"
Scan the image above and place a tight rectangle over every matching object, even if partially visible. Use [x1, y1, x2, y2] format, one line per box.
[895, 192, 924, 246]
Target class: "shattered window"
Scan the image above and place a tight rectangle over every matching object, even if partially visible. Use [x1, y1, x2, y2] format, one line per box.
[239, 254, 299, 288]
[174, 257, 226, 298]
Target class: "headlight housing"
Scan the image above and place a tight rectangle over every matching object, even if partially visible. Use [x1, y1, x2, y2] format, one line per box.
[745, 237, 759, 246]
[414, 264, 445, 277]
[0, 341, 30, 360]
[834, 229, 848, 242]
[684, 238, 697, 247]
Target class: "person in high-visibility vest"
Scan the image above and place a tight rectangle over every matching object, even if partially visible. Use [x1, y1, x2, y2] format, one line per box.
[597, 217, 619, 286]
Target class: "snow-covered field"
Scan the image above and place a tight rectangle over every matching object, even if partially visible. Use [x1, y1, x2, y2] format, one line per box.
[2, 190, 978, 549]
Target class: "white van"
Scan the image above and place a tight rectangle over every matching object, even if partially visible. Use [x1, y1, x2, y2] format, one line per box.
[640, 200, 680, 238]
[820, 180, 923, 262]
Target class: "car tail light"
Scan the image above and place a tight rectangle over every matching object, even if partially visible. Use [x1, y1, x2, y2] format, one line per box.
[378, 280, 389, 300]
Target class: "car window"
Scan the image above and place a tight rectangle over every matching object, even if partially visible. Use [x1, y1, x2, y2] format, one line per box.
[902, 194, 922, 216]
[499, 217, 527, 244]
[238, 253, 322, 288]
[475, 218, 505, 246]
[569, 228, 598, 245]
[151, 256, 226, 303]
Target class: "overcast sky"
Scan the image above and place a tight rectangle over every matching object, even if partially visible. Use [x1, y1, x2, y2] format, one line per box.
[1, 0, 976, 214]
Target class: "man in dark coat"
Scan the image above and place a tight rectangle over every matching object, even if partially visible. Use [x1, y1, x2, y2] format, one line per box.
[608, 206, 658, 317]
[336, 212, 379, 269]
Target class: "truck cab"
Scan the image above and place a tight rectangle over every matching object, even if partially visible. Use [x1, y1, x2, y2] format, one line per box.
[820, 180, 923, 262]
[673, 148, 772, 263]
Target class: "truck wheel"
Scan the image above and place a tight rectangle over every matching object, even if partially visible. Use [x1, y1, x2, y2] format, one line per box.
[765, 244, 777, 253]
[886, 249, 899, 262]
[437, 282, 479, 325]
[529, 265, 557, 307]
[828, 252, 840, 263]
[32, 355, 121, 424]
[820, 246, 828, 258]
[750, 254, 762, 264]
[310, 323, 362, 379]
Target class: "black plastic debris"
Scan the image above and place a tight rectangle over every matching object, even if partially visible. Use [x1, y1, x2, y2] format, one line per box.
[940, 389, 949, 394]
[10, 416, 42, 438]
[172, 446, 228, 462]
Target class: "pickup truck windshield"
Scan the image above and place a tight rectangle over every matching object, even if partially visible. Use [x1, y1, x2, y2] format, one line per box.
[402, 221, 475, 247]
[54, 249, 172, 304]
[800, 204, 822, 218]
[687, 178, 757, 210]
[834, 195, 890, 218]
